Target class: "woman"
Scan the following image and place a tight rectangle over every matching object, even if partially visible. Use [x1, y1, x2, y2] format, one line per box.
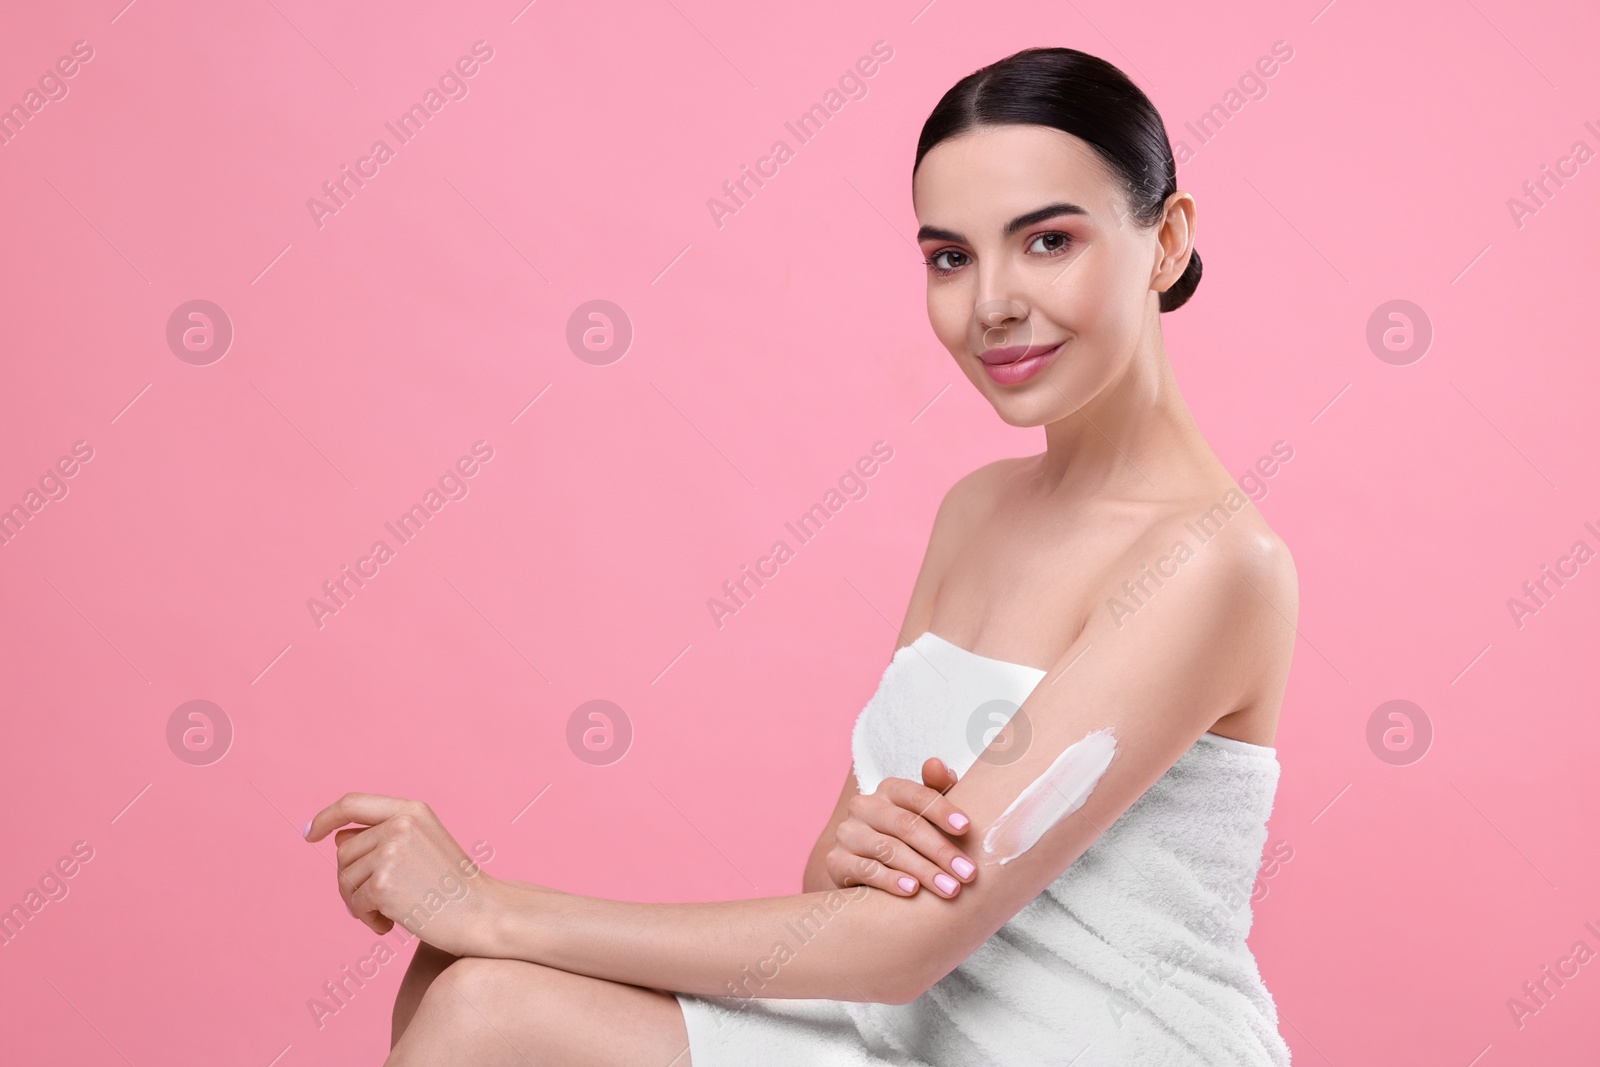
[307, 46, 1298, 1065]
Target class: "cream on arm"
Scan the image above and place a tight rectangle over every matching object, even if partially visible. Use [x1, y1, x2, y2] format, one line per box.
[468, 526, 1295, 1005]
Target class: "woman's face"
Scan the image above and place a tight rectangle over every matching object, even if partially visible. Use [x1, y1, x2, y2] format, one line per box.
[912, 123, 1184, 427]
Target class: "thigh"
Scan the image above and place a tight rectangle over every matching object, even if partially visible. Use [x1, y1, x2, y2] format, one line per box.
[387, 955, 693, 1067]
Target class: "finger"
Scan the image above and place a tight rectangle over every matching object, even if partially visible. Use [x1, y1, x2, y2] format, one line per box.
[336, 853, 380, 924]
[860, 788, 976, 886]
[337, 847, 382, 902]
[835, 820, 961, 898]
[339, 847, 412, 935]
[330, 845, 391, 931]
[845, 785, 975, 886]
[920, 756, 959, 794]
[883, 775, 970, 837]
[306, 793, 414, 842]
[349, 879, 397, 935]
[825, 841, 918, 897]
[335, 824, 387, 868]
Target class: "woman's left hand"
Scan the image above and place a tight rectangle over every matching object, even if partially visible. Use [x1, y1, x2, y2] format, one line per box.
[826, 757, 976, 898]
[306, 792, 501, 957]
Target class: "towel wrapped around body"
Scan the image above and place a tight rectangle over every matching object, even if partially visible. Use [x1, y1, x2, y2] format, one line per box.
[675, 632, 1292, 1066]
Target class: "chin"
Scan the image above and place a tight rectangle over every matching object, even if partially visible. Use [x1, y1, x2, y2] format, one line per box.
[984, 391, 1059, 428]
[961, 365, 1071, 427]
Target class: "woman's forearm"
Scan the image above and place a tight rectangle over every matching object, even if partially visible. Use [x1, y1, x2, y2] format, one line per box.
[481, 879, 936, 1004]
[302, 793, 951, 1003]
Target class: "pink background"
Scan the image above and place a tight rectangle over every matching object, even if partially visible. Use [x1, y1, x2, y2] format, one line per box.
[3, 0, 1598, 1062]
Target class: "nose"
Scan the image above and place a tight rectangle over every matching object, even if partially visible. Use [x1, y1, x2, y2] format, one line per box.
[975, 297, 1030, 352]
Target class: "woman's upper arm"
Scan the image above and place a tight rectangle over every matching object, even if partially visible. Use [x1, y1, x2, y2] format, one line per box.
[895, 461, 1008, 649]
[890, 523, 1297, 999]
[803, 464, 1006, 884]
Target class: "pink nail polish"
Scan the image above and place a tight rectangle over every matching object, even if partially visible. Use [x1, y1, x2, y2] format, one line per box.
[897, 876, 917, 893]
[301, 818, 313, 839]
[948, 812, 969, 831]
[934, 873, 958, 895]
[952, 857, 975, 879]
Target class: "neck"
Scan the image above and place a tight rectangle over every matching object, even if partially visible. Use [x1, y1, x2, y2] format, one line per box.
[1033, 334, 1212, 500]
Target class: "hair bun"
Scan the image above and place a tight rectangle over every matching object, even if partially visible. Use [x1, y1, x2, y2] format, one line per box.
[1160, 248, 1202, 313]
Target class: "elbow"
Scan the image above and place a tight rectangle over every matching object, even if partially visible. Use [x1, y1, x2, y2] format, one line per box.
[885, 943, 970, 1004]
[854, 975, 921, 1006]
[883, 980, 927, 1006]
[871, 962, 938, 1006]
[851, 891, 957, 1004]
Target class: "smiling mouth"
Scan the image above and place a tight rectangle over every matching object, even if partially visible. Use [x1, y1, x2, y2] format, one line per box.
[977, 341, 1064, 366]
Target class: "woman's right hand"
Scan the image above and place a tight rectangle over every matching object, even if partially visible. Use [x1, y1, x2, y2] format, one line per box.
[825, 757, 978, 898]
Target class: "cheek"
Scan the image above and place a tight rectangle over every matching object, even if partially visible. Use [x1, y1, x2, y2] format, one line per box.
[1047, 246, 1115, 316]
[926, 287, 968, 351]
[1104, 243, 1157, 324]
[1046, 250, 1141, 345]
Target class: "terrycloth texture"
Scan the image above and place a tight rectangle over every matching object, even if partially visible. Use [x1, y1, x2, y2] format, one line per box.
[675, 632, 1291, 1066]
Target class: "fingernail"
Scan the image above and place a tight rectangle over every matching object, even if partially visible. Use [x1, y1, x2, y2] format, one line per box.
[952, 857, 975, 879]
[897, 876, 917, 893]
[948, 812, 969, 831]
[300, 818, 313, 839]
[934, 873, 958, 895]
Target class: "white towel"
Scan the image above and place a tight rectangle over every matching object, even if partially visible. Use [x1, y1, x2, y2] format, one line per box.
[676, 633, 1291, 1065]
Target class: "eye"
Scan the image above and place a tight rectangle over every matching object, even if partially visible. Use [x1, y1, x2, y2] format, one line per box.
[1028, 232, 1073, 256]
[923, 248, 968, 276]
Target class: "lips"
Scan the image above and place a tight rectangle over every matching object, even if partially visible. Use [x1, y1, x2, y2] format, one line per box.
[978, 341, 1064, 366]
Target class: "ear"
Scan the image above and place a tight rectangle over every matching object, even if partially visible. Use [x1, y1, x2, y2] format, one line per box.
[1153, 190, 1197, 293]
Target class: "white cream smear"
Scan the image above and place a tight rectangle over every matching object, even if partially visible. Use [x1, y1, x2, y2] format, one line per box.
[980, 727, 1118, 865]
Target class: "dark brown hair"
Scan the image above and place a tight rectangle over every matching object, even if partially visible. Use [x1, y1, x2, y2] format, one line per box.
[914, 47, 1200, 312]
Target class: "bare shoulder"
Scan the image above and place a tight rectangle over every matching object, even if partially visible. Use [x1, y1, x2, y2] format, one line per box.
[923, 456, 1026, 559]
[1215, 503, 1298, 624]
[1103, 488, 1299, 640]
[894, 457, 1025, 650]
[937, 455, 1021, 524]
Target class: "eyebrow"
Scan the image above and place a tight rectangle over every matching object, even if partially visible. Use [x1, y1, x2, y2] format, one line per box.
[916, 202, 1089, 245]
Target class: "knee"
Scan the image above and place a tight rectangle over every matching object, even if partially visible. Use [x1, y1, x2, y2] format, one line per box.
[415, 956, 541, 1031]
[430, 955, 514, 1007]
[387, 958, 517, 1065]
[391, 943, 458, 1046]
